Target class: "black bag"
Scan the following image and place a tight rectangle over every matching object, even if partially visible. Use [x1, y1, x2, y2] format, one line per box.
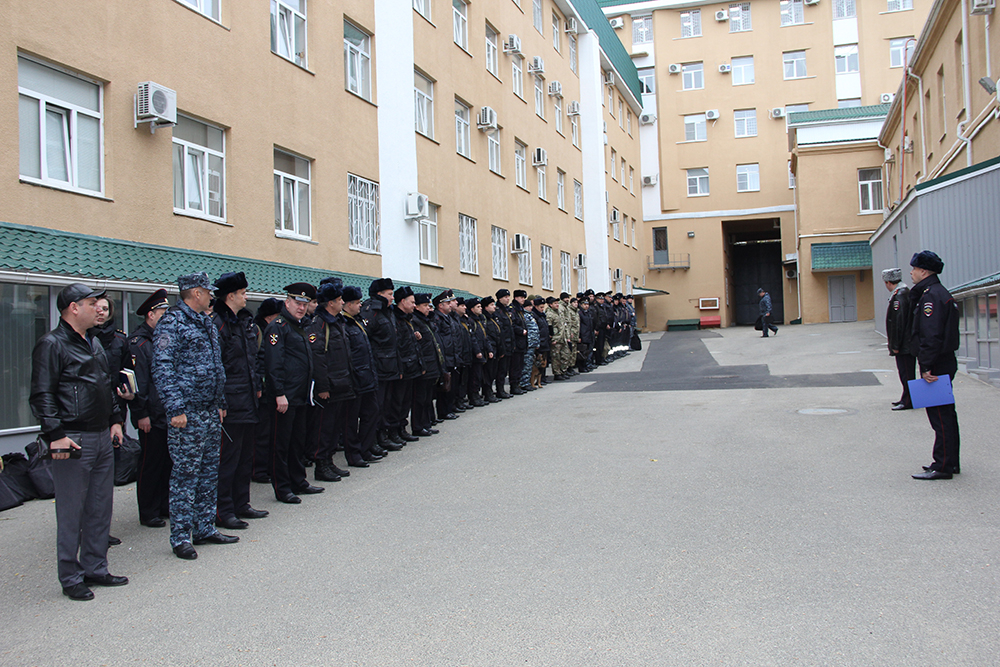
[0, 453, 37, 502]
[630, 331, 642, 351]
[0, 455, 24, 511]
[25, 438, 55, 499]
[114, 435, 142, 486]
[754, 316, 763, 331]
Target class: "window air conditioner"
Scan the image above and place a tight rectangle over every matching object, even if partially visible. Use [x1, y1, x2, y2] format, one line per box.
[574, 253, 587, 269]
[604, 71, 616, 86]
[548, 81, 563, 97]
[610, 209, 621, 223]
[705, 109, 720, 120]
[884, 147, 895, 162]
[640, 112, 656, 124]
[532, 147, 548, 166]
[136, 82, 177, 128]
[642, 174, 658, 186]
[609, 17, 625, 29]
[405, 192, 430, 219]
[715, 9, 729, 20]
[504, 34, 522, 54]
[784, 269, 798, 280]
[805, 0, 820, 5]
[667, 63, 682, 74]
[770, 107, 786, 119]
[971, 0, 995, 15]
[477, 106, 499, 131]
[567, 101, 581, 115]
[565, 18, 578, 34]
[719, 63, 732, 73]
[529, 56, 545, 73]
[613, 268, 623, 280]
[512, 233, 530, 254]
[880, 92, 895, 103]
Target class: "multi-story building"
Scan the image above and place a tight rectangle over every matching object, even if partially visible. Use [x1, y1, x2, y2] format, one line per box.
[0, 0, 643, 448]
[599, 0, 930, 327]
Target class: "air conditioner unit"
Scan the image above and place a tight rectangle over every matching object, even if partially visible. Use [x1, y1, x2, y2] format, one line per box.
[805, 0, 820, 5]
[715, 9, 729, 21]
[785, 269, 798, 280]
[667, 63, 682, 74]
[565, 17, 578, 34]
[705, 109, 720, 120]
[604, 71, 616, 86]
[548, 81, 563, 97]
[477, 106, 498, 131]
[880, 92, 896, 104]
[504, 34, 522, 54]
[610, 209, 621, 223]
[609, 17, 625, 29]
[642, 174, 658, 186]
[903, 136, 914, 153]
[135, 82, 177, 127]
[884, 147, 896, 162]
[512, 233, 530, 254]
[770, 107, 786, 119]
[971, 0, 995, 14]
[613, 268, 623, 280]
[532, 147, 548, 166]
[529, 56, 545, 73]
[574, 253, 587, 269]
[639, 112, 656, 124]
[567, 101, 581, 116]
[718, 64, 732, 74]
[405, 192, 430, 219]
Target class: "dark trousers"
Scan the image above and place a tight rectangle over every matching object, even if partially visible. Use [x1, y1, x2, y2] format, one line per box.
[578, 341, 593, 369]
[304, 404, 323, 462]
[761, 314, 778, 336]
[469, 363, 484, 400]
[377, 379, 395, 432]
[217, 422, 255, 521]
[495, 355, 509, 394]
[388, 378, 414, 431]
[252, 398, 274, 481]
[456, 365, 470, 404]
[346, 391, 379, 463]
[596, 330, 607, 361]
[435, 372, 453, 418]
[271, 404, 308, 498]
[136, 426, 171, 524]
[312, 398, 350, 464]
[52, 429, 114, 587]
[412, 376, 437, 432]
[927, 384, 961, 472]
[483, 357, 498, 398]
[895, 353, 916, 407]
[509, 350, 525, 389]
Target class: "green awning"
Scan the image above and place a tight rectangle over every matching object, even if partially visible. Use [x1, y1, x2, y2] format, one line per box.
[811, 241, 872, 272]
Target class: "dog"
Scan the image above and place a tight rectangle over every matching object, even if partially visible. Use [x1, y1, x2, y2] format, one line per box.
[529, 353, 547, 388]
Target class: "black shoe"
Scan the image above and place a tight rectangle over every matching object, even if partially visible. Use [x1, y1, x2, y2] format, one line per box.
[922, 465, 960, 474]
[486, 396, 501, 403]
[471, 399, 487, 407]
[398, 429, 419, 442]
[194, 532, 239, 545]
[414, 429, 433, 437]
[432, 418, 443, 425]
[498, 391, 513, 399]
[891, 403, 911, 411]
[443, 413, 459, 420]
[216, 516, 249, 530]
[348, 460, 370, 468]
[553, 375, 566, 381]
[525, 385, 537, 391]
[370, 445, 388, 456]
[382, 442, 403, 452]
[454, 406, 467, 413]
[141, 517, 166, 528]
[376, 430, 387, 446]
[173, 542, 198, 560]
[108, 535, 122, 546]
[63, 583, 94, 601]
[891, 400, 903, 406]
[388, 431, 405, 445]
[295, 484, 325, 494]
[330, 465, 350, 477]
[252, 475, 272, 484]
[278, 493, 301, 504]
[236, 507, 269, 519]
[912, 470, 953, 480]
[510, 388, 525, 396]
[84, 573, 129, 587]
[427, 428, 439, 434]
[314, 464, 342, 482]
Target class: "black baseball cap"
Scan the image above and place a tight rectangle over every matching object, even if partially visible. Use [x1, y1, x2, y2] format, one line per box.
[57, 283, 106, 312]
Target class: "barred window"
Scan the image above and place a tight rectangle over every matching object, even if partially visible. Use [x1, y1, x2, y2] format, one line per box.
[459, 214, 478, 273]
[540, 244, 554, 290]
[780, 0, 803, 26]
[729, 2, 751, 32]
[348, 173, 379, 252]
[518, 237, 533, 285]
[574, 179, 583, 219]
[560, 251, 572, 293]
[734, 109, 757, 137]
[492, 226, 508, 280]
[680, 10, 701, 38]
[632, 15, 653, 43]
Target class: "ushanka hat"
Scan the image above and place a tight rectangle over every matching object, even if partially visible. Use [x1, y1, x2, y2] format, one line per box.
[257, 298, 282, 318]
[881, 268, 903, 283]
[369, 277, 395, 296]
[414, 292, 432, 306]
[316, 282, 343, 304]
[215, 272, 248, 297]
[910, 251, 944, 274]
[513, 290, 527, 298]
[393, 285, 415, 302]
[342, 285, 364, 302]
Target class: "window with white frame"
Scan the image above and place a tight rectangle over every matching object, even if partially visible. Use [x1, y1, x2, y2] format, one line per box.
[18, 55, 103, 195]
[486, 25, 500, 76]
[420, 204, 439, 264]
[680, 10, 701, 38]
[177, 0, 220, 21]
[736, 163, 760, 192]
[540, 245, 554, 290]
[533, 0, 543, 33]
[734, 109, 757, 137]
[687, 168, 709, 196]
[571, 115, 579, 146]
[783, 50, 807, 79]
[492, 226, 508, 279]
[515, 141, 527, 189]
[682, 62, 704, 90]
[890, 38, 915, 68]
[344, 21, 372, 101]
[574, 179, 583, 219]
[552, 13, 561, 51]
[732, 56, 755, 85]
[608, 86, 615, 113]
[684, 113, 707, 141]
[518, 238, 533, 285]
[780, 0, 804, 26]
[459, 214, 478, 273]
[624, 217, 630, 245]
[274, 149, 311, 238]
[560, 251, 572, 292]
[453, 0, 468, 49]
[788, 161, 796, 188]
[633, 15, 653, 43]
[887, 0, 913, 11]
[729, 2, 751, 32]
[557, 170, 566, 210]
[611, 209, 621, 240]
[455, 100, 471, 157]
[620, 157, 626, 185]
[631, 218, 636, 247]
[537, 164, 547, 200]
[348, 173, 379, 252]
[610, 149, 617, 179]
[638, 68, 655, 94]
[534, 75, 545, 118]
[415, 71, 434, 137]
[629, 167, 634, 193]
[512, 55, 524, 98]
[858, 168, 883, 213]
[271, 0, 307, 67]
[627, 110, 632, 134]
[554, 96, 563, 134]
[488, 130, 501, 174]
[618, 99, 624, 127]
[835, 44, 859, 74]
[173, 115, 226, 220]
[413, 0, 430, 20]
[569, 35, 577, 73]
[833, 0, 855, 19]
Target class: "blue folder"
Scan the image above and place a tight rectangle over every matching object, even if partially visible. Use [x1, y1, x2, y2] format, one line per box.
[908, 374, 955, 409]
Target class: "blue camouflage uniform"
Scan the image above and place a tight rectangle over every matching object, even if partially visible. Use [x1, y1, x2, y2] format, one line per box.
[153, 297, 227, 549]
[521, 307, 540, 388]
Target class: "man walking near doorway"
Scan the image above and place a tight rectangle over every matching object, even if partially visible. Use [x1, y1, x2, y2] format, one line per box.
[757, 288, 778, 337]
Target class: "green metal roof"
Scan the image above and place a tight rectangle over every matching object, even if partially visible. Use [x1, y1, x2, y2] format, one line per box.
[915, 153, 1000, 191]
[949, 270, 1000, 296]
[570, 0, 643, 103]
[788, 104, 890, 125]
[0, 221, 476, 298]
[595, 0, 641, 7]
[811, 241, 873, 272]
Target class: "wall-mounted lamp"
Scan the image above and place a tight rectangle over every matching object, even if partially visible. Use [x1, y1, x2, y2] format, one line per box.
[979, 77, 997, 95]
[687, 231, 695, 238]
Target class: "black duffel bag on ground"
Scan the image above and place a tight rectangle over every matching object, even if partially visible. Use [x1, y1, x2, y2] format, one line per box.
[25, 438, 55, 499]
[114, 434, 142, 486]
[0, 457, 24, 511]
[630, 331, 642, 351]
[1, 453, 37, 503]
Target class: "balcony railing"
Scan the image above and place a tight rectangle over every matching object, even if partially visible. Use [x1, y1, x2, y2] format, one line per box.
[647, 253, 691, 270]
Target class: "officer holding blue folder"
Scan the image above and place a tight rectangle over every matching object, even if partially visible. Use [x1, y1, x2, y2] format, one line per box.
[907, 251, 961, 481]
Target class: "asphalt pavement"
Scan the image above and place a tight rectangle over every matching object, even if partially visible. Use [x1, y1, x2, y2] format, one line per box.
[2, 320, 998, 666]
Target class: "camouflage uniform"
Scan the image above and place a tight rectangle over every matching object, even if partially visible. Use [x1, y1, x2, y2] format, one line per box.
[153, 300, 226, 549]
[520, 308, 540, 388]
[546, 306, 567, 376]
[565, 303, 580, 370]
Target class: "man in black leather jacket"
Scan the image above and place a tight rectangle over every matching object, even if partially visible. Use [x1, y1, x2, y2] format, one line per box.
[30, 283, 128, 601]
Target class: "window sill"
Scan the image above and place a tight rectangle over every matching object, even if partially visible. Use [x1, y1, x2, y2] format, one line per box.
[737, 189, 760, 194]
[455, 43, 474, 58]
[271, 51, 314, 75]
[490, 169, 505, 179]
[349, 246, 381, 255]
[676, 139, 707, 145]
[459, 152, 476, 164]
[687, 193, 709, 198]
[516, 184, 530, 193]
[492, 275, 510, 282]
[858, 211, 883, 216]
[735, 135, 757, 139]
[460, 270, 480, 276]
[346, 89, 377, 107]
[414, 10, 435, 27]
[784, 75, 817, 81]
[275, 230, 318, 244]
[420, 260, 444, 269]
[19, 178, 112, 202]
[671, 36, 702, 41]
[174, 210, 232, 226]
[780, 21, 814, 28]
[488, 70, 503, 84]
[417, 132, 440, 145]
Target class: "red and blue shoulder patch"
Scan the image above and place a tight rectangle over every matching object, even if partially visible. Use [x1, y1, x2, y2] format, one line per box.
[923, 302, 934, 317]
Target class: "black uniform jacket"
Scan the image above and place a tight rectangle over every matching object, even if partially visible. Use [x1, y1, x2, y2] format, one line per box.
[127, 322, 168, 431]
[430, 310, 458, 369]
[509, 302, 529, 351]
[30, 318, 123, 443]
[578, 308, 595, 345]
[886, 286, 915, 357]
[909, 274, 960, 376]
[494, 304, 515, 355]
[452, 312, 474, 365]
[309, 309, 356, 403]
[531, 310, 551, 353]
[484, 312, 504, 358]
[212, 303, 261, 424]
[263, 306, 313, 406]
[393, 307, 424, 381]
[468, 313, 492, 364]
[343, 313, 379, 394]
[360, 296, 400, 381]
[413, 311, 444, 380]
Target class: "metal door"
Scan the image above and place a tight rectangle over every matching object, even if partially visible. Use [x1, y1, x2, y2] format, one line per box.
[828, 275, 857, 322]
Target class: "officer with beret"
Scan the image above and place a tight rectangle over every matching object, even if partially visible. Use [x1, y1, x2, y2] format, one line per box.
[882, 268, 916, 411]
[359, 278, 401, 449]
[152, 273, 233, 560]
[908, 251, 962, 480]
[211, 272, 268, 529]
[264, 282, 324, 504]
[340, 285, 384, 466]
[127, 289, 172, 528]
[252, 298, 283, 484]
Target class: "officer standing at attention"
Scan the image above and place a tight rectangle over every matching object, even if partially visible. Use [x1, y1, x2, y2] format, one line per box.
[492, 289, 515, 398]
[128, 289, 172, 528]
[251, 298, 283, 484]
[430, 291, 459, 420]
[264, 283, 324, 504]
[908, 251, 962, 481]
[341, 285, 384, 466]
[359, 278, 400, 449]
[411, 292, 444, 435]
[390, 285, 424, 441]
[882, 268, 916, 411]
[31, 284, 129, 601]
[152, 273, 234, 561]
[507, 290, 529, 395]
